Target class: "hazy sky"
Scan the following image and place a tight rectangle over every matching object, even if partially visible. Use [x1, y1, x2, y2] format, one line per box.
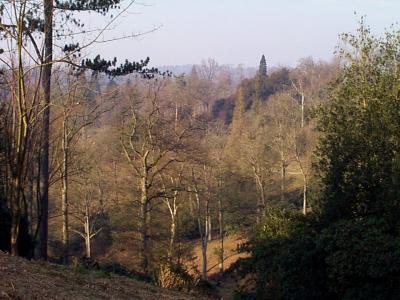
[83, 0, 400, 68]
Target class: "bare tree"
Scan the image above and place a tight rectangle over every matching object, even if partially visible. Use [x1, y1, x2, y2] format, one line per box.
[265, 93, 299, 202]
[120, 80, 190, 274]
[190, 167, 209, 280]
[51, 69, 106, 264]
[70, 178, 104, 259]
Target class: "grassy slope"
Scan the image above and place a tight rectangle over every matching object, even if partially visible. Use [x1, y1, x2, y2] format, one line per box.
[0, 253, 201, 300]
[189, 234, 248, 277]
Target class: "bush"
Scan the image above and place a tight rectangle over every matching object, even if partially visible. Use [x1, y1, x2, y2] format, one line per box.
[318, 218, 400, 300]
[237, 208, 329, 300]
[236, 208, 400, 299]
[154, 263, 194, 292]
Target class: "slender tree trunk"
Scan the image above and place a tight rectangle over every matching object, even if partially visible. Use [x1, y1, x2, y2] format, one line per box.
[85, 234, 91, 259]
[207, 210, 212, 242]
[140, 173, 150, 274]
[280, 160, 286, 202]
[303, 179, 307, 215]
[253, 166, 266, 223]
[301, 93, 305, 128]
[201, 232, 207, 280]
[10, 177, 21, 256]
[255, 177, 261, 224]
[194, 184, 207, 280]
[168, 190, 178, 260]
[26, 169, 34, 236]
[84, 206, 91, 259]
[61, 116, 69, 264]
[38, 0, 53, 260]
[113, 161, 118, 204]
[218, 181, 224, 273]
[169, 214, 176, 259]
[204, 166, 212, 241]
[11, 11, 28, 256]
[10, 214, 20, 255]
[295, 150, 308, 215]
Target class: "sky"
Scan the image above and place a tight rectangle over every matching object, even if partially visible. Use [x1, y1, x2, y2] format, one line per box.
[82, 0, 400, 68]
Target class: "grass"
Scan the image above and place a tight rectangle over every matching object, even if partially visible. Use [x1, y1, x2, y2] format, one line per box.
[0, 252, 206, 299]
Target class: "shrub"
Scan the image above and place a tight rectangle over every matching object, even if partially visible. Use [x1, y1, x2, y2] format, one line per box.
[154, 263, 194, 291]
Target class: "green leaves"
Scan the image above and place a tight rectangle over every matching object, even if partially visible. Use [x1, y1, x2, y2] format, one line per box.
[235, 21, 400, 299]
[316, 20, 400, 223]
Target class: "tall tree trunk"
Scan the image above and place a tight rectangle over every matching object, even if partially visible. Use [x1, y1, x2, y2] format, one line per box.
[218, 180, 224, 273]
[303, 179, 307, 215]
[84, 203, 91, 259]
[61, 116, 69, 264]
[140, 173, 150, 274]
[168, 190, 178, 260]
[204, 166, 212, 241]
[10, 177, 21, 256]
[193, 183, 207, 280]
[207, 209, 212, 242]
[280, 160, 286, 202]
[11, 10, 28, 255]
[253, 166, 266, 223]
[27, 175, 34, 236]
[295, 149, 308, 215]
[200, 232, 207, 280]
[38, 0, 53, 260]
[301, 93, 305, 128]
[169, 214, 176, 259]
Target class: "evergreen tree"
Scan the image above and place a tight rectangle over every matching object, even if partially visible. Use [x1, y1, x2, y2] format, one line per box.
[259, 54, 267, 77]
[253, 55, 267, 113]
[316, 22, 400, 223]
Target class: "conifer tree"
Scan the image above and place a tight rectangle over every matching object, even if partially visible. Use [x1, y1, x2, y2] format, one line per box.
[253, 55, 267, 113]
[259, 54, 267, 77]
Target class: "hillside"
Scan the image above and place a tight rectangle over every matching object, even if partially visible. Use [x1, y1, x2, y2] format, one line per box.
[0, 253, 203, 300]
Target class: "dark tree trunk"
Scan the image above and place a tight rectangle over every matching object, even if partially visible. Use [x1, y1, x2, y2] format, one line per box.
[38, 0, 53, 260]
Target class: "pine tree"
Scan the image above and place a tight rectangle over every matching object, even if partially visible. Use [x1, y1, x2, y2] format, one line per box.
[259, 54, 267, 77]
[253, 55, 267, 113]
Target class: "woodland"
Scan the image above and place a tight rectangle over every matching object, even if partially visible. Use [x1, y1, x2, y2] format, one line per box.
[1, 1, 400, 299]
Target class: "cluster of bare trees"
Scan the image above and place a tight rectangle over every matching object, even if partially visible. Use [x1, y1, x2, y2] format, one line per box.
[0, 3, 338, 281]
[0, 0, 158, 259]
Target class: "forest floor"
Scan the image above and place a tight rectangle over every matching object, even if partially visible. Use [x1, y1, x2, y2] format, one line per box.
[190, 234, 249, 300]
[190, 234, 248, 276]
[100, 233, 248, 299]
[0, 252, 204, 300]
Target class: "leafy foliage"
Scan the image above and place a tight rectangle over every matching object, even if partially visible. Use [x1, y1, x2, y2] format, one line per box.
[316, 21, 400, 222]
[234, 22, 400, 299]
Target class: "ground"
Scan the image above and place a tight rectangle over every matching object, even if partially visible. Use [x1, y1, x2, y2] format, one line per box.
[190, 234, 248, 276]
[0, 252, 203, 300]
[190, 234, 249, 300]
[98, 233, 248, 299]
